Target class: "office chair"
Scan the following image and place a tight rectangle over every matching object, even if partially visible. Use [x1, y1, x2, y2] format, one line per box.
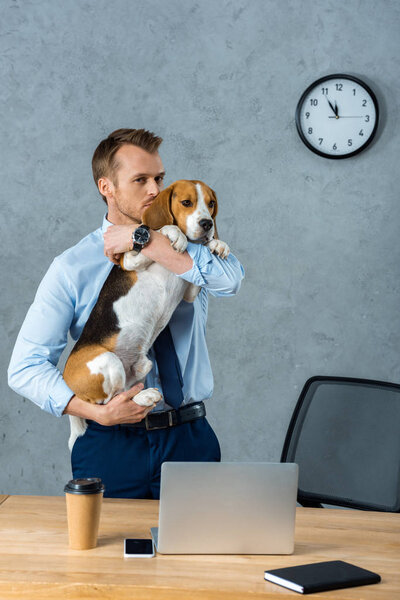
[281, 376, 400, 512]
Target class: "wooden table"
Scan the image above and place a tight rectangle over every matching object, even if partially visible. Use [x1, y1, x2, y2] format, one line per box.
[0, 495, 398, 599]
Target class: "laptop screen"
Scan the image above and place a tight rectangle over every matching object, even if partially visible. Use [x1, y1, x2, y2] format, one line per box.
[153, 462, 298, 554]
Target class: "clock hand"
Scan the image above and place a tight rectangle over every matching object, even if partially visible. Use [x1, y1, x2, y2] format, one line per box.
[328, 116, 364, 118]
[326, 97, 337, 115]
[334, 101, 339, 117]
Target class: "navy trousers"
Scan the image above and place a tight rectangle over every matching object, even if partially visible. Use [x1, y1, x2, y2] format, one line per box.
[71, 416, 221, 498]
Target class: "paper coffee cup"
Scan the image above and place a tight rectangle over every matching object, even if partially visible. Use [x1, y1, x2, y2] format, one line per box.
[64, 478, 105, 550]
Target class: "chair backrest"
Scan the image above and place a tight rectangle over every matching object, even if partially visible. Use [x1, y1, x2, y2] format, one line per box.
[281, 376, 400, 512]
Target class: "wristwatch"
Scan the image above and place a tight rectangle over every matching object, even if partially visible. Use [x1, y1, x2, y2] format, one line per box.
[132, 224, 151, 252]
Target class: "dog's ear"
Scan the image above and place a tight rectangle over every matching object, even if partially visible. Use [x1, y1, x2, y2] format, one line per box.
[142, 185, 174, 230]
[210, 187, 219, 240]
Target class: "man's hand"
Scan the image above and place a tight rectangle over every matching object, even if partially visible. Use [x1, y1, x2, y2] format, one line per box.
[103, 224, 137, 264]
[63, 383, 157, 425]
[99, 382, 157, 426]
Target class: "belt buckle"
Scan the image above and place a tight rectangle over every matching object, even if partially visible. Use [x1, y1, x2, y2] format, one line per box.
[144, 411, 175, 431]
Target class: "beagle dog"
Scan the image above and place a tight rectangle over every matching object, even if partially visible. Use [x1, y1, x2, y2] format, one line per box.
[64, 180, 230, 450]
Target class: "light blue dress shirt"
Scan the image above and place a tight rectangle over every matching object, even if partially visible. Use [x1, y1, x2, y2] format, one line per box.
[8, 215, 244, 417]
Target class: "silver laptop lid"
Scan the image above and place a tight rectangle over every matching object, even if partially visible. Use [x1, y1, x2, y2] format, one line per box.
[154, 462, 298, 554]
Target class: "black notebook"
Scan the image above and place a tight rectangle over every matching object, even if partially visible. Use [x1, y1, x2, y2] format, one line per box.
[264, 560, 381, 594]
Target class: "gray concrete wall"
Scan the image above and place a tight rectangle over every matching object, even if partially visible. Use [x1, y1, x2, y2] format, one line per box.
[1, 0, 399, 495]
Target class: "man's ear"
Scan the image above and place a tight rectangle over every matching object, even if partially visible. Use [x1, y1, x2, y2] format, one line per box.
[142, 185, 174, 230]
[210, 187, 219, 239]
[98, 176, 114, 199]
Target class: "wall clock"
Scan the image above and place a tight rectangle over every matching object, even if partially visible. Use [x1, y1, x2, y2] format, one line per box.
[295, 74, 379, 159]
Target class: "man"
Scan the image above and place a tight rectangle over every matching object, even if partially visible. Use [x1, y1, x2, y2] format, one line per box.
[8, 128, 244, 498]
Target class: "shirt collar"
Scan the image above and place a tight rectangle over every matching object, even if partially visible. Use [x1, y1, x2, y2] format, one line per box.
[101, 213, 114, 234]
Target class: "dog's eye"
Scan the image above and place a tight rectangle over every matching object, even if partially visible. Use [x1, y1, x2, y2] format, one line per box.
[209, 201, 215, 208]
[181, 200, 193, 207]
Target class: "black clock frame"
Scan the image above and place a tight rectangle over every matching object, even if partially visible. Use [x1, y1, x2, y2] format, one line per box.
[295, 73, 379, 159]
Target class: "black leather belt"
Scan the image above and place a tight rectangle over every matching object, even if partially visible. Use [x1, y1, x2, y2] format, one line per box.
[120, 401, 206, 431]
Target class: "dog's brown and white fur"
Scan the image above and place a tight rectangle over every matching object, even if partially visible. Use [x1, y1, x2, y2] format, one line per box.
[64, 180, 229, 450]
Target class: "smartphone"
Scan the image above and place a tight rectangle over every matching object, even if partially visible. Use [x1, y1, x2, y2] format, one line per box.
[124, 538, 155, 558]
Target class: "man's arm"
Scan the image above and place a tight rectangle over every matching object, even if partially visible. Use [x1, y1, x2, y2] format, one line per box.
[8, 257, 154, 424]
[8, 257, 78, 417]
[63, 385, 155, 425]
[176, 240, 244, 297]
[103, 225, 193, 274]
[143, 230, 193, 274]
[103, 225, 244, 296]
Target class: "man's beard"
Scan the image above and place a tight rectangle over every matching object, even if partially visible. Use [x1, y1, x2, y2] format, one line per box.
[114, 191, 142, 224]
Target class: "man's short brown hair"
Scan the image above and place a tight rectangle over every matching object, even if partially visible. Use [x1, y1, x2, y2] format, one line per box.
[92, 128, 163, 203]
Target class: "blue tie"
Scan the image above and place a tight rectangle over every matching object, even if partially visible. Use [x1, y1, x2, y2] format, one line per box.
[153, 325, 184, 409]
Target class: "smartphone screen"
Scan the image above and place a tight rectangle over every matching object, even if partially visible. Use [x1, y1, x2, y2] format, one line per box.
[124, 538, 154, 557]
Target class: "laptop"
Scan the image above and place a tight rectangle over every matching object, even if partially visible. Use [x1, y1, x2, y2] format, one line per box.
[151, 462, 298, 554]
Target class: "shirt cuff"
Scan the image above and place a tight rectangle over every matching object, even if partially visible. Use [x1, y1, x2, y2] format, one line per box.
[177, 243, 213, 286]
[46, 381, 75, 417]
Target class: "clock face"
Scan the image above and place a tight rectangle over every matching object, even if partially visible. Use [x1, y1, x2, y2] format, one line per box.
[295, 74, 379, 159]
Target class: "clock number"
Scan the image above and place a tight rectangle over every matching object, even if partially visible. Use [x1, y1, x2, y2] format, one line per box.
[362, 99, 367, 106]
[305, 112, 310, 119]
[310, 99, 318, 106]
[318, 138, 323, 145]
[333, 143, 337, 150]
[335, 83, 343, 91]
[352, 88, 357, 95]
[308, 128, 313, 134]
[365, 115, 370, 122]
[348, 139, 353, 147]
[359, 129, 364, 136]
[321, 87, 328, 95]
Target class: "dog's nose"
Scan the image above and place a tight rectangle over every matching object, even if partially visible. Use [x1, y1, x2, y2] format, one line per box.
[199, 219, 213, 232]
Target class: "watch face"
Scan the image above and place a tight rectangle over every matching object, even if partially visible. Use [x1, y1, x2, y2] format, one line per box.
[134, 226, 150, 244]
[295, 74, 379, 159]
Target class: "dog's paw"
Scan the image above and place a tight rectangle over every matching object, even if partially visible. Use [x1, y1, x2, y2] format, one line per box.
[159, 225, 188, 253]
[133, 387, 162, 407]
[207, 239, 230, 259]
[122, 251, 153, 271]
